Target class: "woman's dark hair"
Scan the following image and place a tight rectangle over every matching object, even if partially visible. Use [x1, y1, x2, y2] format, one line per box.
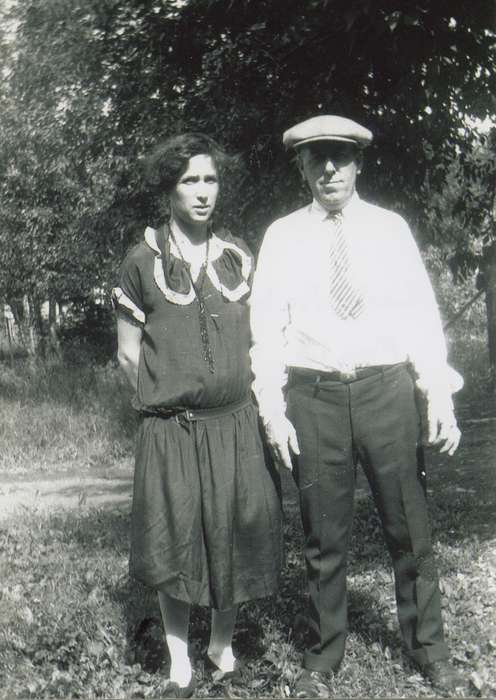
[144, 132, 230, 194]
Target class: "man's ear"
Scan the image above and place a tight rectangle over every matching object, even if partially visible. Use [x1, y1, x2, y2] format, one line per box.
[296, 152, 308, 183]
[296, 152, 304, 178]
[356, 150, 364, 175]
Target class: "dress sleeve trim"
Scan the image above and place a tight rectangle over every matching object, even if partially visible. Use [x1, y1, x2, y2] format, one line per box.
[112, 287, 146, 324]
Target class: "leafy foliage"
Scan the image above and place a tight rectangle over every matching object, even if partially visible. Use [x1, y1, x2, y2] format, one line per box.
[422, 130, 496, 276]
[421, 129, 496, 381]
[0, 0, 495, 308]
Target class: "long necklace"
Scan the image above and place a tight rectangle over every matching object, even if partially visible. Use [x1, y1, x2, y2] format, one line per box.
[169, 228, 215, 374]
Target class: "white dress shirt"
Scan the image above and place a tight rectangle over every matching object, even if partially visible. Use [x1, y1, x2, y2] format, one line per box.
[250, 194, 461, 422]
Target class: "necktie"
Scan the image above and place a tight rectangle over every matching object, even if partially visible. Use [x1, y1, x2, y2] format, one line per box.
[328, 212, 364, 319]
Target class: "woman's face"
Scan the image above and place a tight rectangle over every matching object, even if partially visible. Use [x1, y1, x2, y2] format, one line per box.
[169, 154, 219, 228]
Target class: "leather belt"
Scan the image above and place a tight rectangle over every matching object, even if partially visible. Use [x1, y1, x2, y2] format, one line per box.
[138, 396, 252, 421]
[289, 363, 407, 385]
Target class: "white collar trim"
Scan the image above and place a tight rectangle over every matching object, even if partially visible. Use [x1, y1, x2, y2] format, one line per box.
[144, 226, 251, 305]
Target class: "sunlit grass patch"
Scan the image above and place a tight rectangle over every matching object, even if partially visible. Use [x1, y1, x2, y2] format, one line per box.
[0, 510, 145, 699]
[0, 492, 494, 698]
[0, 361, 136, 474]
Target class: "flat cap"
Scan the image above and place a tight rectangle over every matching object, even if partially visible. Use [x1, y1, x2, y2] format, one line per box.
[283, 115, 373, 150]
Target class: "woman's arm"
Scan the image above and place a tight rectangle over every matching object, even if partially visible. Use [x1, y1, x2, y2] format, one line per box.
[117, 314, 142, 391]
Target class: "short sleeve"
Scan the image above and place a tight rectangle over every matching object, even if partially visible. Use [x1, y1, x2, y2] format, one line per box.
[112, 248, 146, 326]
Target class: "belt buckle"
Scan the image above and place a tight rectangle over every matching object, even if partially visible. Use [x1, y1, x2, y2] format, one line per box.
[339, 369, 357, 382]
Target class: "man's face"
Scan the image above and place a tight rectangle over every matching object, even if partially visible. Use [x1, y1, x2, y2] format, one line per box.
[297, 141, 362, 212]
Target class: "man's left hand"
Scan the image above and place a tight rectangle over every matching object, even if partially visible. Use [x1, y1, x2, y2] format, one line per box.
[426, 400, 461, 456]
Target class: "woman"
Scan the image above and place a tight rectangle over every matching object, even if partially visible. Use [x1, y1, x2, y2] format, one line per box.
[113, 133, 282, 697]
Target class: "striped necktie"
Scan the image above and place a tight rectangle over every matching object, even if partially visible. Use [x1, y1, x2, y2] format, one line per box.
[328, 212, 364, 319]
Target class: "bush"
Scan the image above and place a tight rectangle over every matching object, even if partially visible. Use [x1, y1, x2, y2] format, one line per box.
[58, 300, 117, 366]
[424, 245, 489, 398]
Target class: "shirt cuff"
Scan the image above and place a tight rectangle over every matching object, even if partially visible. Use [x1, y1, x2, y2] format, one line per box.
[415, 364, 464, 397]
[252, 383, 288, 425]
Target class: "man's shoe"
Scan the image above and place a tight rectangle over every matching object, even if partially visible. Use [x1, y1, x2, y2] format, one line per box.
[162, 675, 197, 698]
[421, 660, 467, 695]
[294, 669, 331, 698]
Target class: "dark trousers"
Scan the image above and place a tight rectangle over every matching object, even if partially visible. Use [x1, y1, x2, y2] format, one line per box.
[286, 364, 449, 672]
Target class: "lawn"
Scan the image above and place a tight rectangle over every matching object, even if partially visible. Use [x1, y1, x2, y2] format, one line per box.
[0, 350, 495, 698]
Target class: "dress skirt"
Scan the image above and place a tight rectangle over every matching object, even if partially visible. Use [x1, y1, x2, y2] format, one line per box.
[130, 398, 282, 610]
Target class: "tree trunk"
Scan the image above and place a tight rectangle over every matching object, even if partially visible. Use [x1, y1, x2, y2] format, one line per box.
[2, 304, 15, 367]
[10, 298, 30, 354]
[29, 296, 45, 358]
[484, 243, 496, 392]
[10, 296, 43, 358]
[25, 296, 39, 356]
[0, 303, 4, 348]
[48, 298, 62, 359]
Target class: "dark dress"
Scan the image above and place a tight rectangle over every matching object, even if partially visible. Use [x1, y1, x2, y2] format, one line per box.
[113, 224, 282, 610]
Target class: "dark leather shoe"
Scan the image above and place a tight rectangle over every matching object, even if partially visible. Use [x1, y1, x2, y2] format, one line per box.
[422, 660, 467, 695]
[294, 669, 331, 698]
[162, 675, 197, 698]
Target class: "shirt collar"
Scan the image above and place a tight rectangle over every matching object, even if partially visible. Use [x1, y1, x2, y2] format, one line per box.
[309, 192, 361, 221]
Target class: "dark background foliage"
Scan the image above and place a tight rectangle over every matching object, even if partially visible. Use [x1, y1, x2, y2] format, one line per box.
[0, 0, 495, 367]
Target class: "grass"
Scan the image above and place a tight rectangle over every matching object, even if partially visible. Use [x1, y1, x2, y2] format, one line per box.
[0, 427, 495, 698]
[0, 360, 135, 475]
[0, 286, 495, 697]
[0, 482, 495, 697]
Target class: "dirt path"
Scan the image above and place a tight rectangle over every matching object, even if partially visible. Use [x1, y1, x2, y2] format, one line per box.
[0, 463, 134, 519]
[0, 399, 494, 521]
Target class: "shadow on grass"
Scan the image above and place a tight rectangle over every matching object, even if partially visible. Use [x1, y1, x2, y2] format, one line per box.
[4, 485, 493, 698]
[43, 476, 133, 501]
[6, 393, 493, 694]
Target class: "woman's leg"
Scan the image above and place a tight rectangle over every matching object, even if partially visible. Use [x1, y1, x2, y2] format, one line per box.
[208, 606, 238, 672]
[158, 590, 192, 686]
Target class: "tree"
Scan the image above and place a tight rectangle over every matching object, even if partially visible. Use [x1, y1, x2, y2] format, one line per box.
[0, 0, 495, 357]
[423, 129, 496, 388]
[0, 0, 162, 352]
[128, 0, 496, 235]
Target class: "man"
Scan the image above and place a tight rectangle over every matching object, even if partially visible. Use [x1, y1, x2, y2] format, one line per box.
[250, 115, 466, 697]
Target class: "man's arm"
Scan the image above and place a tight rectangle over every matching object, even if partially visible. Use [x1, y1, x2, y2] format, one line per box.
[396, 223, 462, 455]
[250, 225, 300, 470]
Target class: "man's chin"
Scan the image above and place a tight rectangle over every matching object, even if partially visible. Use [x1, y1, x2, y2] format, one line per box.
[318, 192, 351, 212]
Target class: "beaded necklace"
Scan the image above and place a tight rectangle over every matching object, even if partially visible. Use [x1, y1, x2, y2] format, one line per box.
[169, 227, 215, 374]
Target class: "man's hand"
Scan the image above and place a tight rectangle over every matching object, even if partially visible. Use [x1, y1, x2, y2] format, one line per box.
[264, 415, 300, 470]
[426, 398, 461, 456]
